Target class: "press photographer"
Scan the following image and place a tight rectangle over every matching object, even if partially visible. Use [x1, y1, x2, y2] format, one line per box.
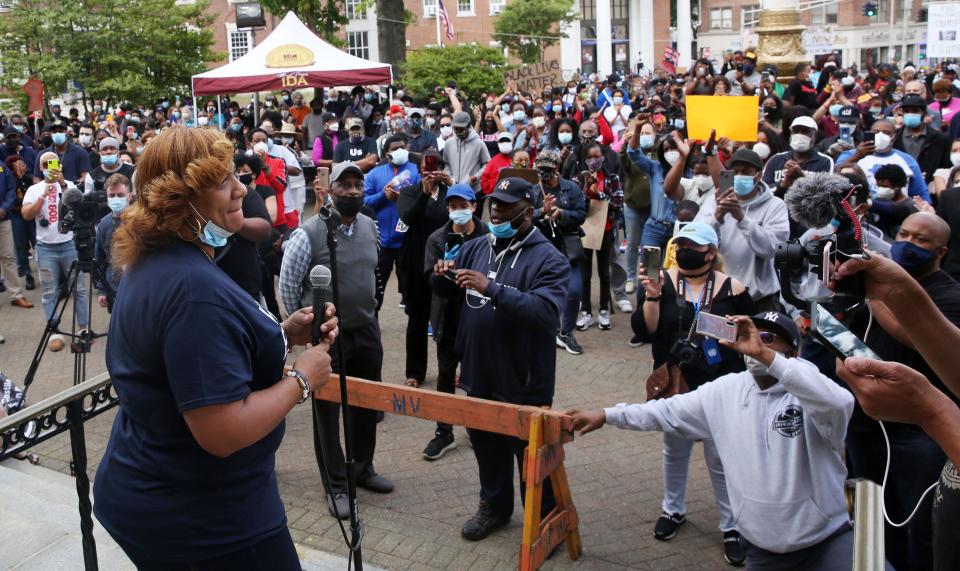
[19, 152, 90, 352]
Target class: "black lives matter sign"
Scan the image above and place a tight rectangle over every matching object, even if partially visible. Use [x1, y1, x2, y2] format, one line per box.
[503, 60, 564, 93]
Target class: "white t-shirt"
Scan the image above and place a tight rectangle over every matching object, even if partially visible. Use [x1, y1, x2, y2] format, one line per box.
[23, 180, 79, 244]
[679, 178, 716, 208]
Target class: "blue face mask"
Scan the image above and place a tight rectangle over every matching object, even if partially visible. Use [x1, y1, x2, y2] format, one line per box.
[903, 113, 923, 128]
[51, 133, 67, 146]
[891, 240, 936, 271]
[190, 203, 233, 248]
[107, 196, 127, 213]
[488, 209, 526, 239]
[733, 174, 756, 196]
[42, 169, 51, 180]
[673, 118, 686, 129]
[448, 208, 472, 225]
[101, 154, 118, 167]
[557, 132, 573, 145]
[229, 123, 242, 133]
[639, 134, 655, 150]
[829, 104, 842, 117]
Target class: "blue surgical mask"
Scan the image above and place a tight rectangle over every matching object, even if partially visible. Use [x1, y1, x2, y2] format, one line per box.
[673, 118, 685, 129]
[639, 134, 655, 150]
[51, 133, 67, 146]
[891, 240, 936, 271]
[190, 203, 233, 248]
[513, 110, 526, 122]
[229, 123, 242, 133]
[488, 210, 526, 239]
[42, 169, 51, 180]
[733, 174, 756, 196]
[390, 148, 409, 166]
[107, 196, 127, 213]
[558, 132, 573, 145]
[903, 113, 922, 128]
[613, 96, 624, 105]
[829, 104, 842, 117]
[101, 154, 118, 167]
[13, 124, 24, 133]
[448, 208, 472, 225]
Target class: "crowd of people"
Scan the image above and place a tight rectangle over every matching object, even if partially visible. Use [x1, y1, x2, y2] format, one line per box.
[3, 48, 960, 570]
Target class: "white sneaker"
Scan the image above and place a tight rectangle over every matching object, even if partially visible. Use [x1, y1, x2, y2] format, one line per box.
[617, 299, 634, 313]
[625, 279, 636, 294]
[598, 310, 611, 330]
[576, 311, 593, 331]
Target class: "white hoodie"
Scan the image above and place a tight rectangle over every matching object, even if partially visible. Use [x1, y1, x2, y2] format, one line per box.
[604, 354, 854, 554]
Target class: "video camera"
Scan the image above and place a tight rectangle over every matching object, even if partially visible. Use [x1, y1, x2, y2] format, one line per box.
[775, 173, 866, 318]
[57, 187, 100, 263]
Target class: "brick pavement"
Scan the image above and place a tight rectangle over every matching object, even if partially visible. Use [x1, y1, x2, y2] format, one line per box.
[0, 268, 731, 570]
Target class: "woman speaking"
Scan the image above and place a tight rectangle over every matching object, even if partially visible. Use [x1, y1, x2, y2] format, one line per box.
[93, 126, 337, 569]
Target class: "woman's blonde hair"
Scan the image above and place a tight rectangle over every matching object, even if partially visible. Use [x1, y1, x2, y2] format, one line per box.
[112, 126, 234, 267]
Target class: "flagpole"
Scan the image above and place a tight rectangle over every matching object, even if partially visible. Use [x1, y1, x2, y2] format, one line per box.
[436, 2, 442, 47]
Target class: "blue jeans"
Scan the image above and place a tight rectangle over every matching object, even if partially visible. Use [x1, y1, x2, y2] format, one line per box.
[36, 241, 89, 328]
[562, 261, 582, 334]
[9, 213, 35, 276]
[640, 217, 672, 251]
[622, 205, 650, 282]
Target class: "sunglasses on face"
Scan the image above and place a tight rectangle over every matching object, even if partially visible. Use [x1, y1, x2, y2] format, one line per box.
[759, 331, 778, 344]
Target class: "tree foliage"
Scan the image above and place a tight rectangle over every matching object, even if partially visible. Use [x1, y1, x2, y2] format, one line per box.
[401, 45, 510, 101]
[493, 0, 576, 64]
[260, 0, 348, 46]
[0, 0, 220, 108]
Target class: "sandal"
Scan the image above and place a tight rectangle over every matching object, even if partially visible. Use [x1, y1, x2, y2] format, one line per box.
[14, 452, 40, 465]
[404, 378, 422, 388]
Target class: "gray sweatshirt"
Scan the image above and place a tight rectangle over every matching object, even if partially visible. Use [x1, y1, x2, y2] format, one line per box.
[695, 187, 790, 300]
[604, 354, 854, 554]
[443, 128, 490, 192]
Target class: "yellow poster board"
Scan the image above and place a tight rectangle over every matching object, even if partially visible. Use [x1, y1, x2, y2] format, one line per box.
[685, 95, 760, 142]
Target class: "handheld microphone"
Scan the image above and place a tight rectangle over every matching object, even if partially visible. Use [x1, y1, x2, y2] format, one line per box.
[783, 172, 851, 229]
[309, 264, 332, 345]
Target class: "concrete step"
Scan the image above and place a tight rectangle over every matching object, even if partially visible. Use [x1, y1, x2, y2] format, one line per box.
[0, 461, 380, 570]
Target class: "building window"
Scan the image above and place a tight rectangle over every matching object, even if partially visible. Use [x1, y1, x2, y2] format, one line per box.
[348, 31, 369, 60]
[611, 0, 628, 19]
[489, 0, 506, 14]
[228, 29, 252, 62]
[811, 1, 838, 24]
[740, 4, 760, 28]
[346, 0, 366, 20]
[877, 0, 890, 20]
[458, 0, 474, 15]
[424, 0, 437, 18]
[710, 7, 732, 29]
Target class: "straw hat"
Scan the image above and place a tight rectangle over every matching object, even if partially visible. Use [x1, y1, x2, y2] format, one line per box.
[279, 122, 302, 138]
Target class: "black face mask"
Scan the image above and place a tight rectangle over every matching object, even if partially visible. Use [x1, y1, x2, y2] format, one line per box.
[238, 173, 254, 186]
[334, 194, 363, 218]
[676, 248, 711, 271]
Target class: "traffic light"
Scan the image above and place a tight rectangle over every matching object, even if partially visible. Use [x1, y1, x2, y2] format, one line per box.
[862, 2, 878, 16]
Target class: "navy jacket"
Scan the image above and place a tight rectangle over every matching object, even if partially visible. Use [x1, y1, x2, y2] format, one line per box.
[435, 226, 570, 405]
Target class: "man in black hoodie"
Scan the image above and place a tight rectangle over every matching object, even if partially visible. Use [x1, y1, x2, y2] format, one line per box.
[433, 177, 571, 541]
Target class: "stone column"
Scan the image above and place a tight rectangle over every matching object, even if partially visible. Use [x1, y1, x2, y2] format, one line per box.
[676, 0, 693, 69]
[756, 0, 808, 82]
[597, 0, 614, 75]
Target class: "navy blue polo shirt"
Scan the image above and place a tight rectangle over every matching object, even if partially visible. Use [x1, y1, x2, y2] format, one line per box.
[93, 241, 289, 562]
[32, 142, 91, 182]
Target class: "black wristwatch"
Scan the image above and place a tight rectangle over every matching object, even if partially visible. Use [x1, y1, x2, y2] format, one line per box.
[286, 369, 311, 404]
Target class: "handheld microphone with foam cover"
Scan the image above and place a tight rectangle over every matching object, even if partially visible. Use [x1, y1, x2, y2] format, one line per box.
[783, 172, 852, 230]
[309, 264, 332, 345]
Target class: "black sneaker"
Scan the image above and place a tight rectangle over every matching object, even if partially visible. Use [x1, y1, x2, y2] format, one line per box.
[628, 334, 645, 348]
[556, 331, 584, 355]
[723, 530, 746, 566]
[24, 274, 35, 290]
[461, 500, 510, 541]
[653, 512, 686, 541]
[423, 432, 456, 460]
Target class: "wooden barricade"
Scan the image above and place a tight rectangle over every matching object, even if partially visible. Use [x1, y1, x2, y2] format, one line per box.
[314, 375, 583, 571]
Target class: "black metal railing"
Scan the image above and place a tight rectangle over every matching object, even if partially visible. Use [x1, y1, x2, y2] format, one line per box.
[0, 372, 119, 571]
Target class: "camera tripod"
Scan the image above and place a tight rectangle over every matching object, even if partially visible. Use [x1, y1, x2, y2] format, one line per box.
[18, 256, 113, 406]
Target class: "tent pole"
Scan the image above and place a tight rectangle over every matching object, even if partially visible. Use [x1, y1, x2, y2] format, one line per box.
[191, 81, 197, 129]
[253, 92, 260, 127]
[435, 6, 442, 48]
[217, 95, 223, 130]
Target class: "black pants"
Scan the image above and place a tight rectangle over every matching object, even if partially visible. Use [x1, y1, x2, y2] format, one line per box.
[582, 229, 613, 313]
[128, 528, 299, 571]
[435, 339, 458, 434]
[312, 319, 383, 494]
[466, 427, 556, 520]
[376, 247, 401, 307]
[260, 259, 281, 321]
[405, 279, 432, 382]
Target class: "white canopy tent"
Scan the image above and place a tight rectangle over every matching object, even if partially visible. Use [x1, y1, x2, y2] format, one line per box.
[191, 11, 392, 99]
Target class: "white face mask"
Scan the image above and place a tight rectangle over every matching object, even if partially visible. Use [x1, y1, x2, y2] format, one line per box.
[873, 132, 892, 152]
[664, 150, 681, 166]
[498, 141, 513, 154]
[78, 134, 92, 146]
[693, 174, 713, 192]
[531, 116, 546, 128]
[752, 142, 771, 160]
[440, 125, 453, 138]
[874, 186, 896, 200]
[745, 353, 784, 378]
[789, 133, 812, 153]
[950, 152, 960, 167]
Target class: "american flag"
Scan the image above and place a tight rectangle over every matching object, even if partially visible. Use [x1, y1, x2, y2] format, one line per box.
[438, 0, 455, 41]
[662, 45, 679, 74]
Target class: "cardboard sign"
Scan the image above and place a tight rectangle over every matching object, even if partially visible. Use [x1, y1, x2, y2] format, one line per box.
[503, 60, 564, 94]
[581, 200, 609, 250]
[685, 95, 760, 142]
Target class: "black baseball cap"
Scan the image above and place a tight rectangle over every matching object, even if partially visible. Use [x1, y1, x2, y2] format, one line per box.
[900, 94, 927, 112]
[836, 105, 861, 124]
[751, 312, 800, 350]
[489, 177, 534, 204]
[725, 148, 764, 171]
